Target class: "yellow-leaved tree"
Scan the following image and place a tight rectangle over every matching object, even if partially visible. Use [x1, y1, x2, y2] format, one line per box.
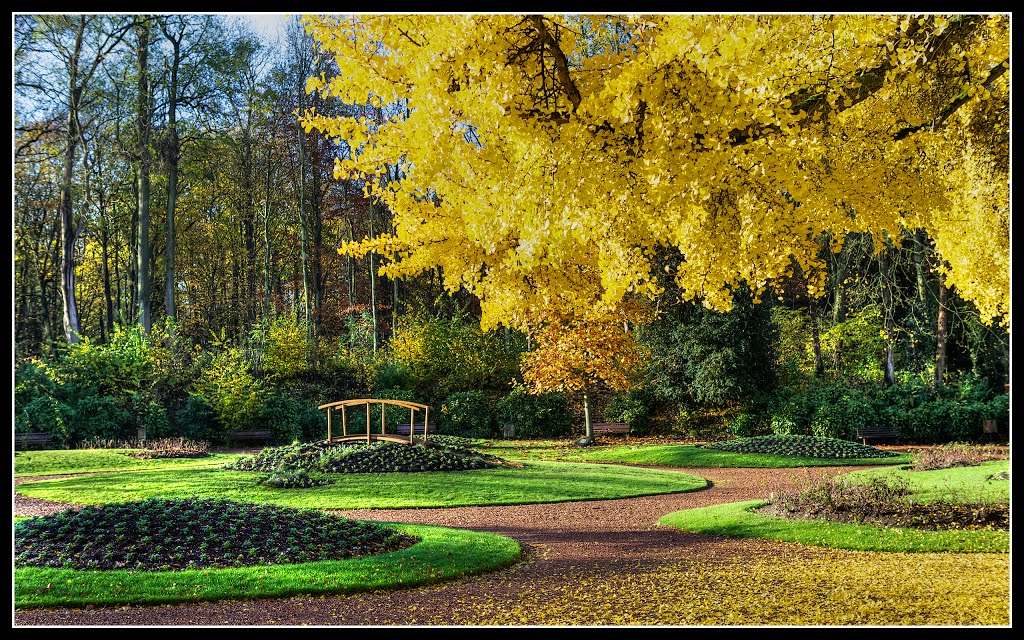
[520, 315, 646, 441]
[300, 13, 1009, 337]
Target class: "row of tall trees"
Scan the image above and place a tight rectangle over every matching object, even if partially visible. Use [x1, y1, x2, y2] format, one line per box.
[14, 14, 433, 361]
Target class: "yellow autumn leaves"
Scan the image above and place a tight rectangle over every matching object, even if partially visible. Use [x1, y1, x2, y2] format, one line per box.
[300, 14, 1009, 333]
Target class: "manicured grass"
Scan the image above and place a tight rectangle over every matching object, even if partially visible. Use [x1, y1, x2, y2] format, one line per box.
[657, 500, 1008, 553]
[658, 460, 1010, 553]
[481, 440, 912, 468]
[15, 523, 520, 608]
[14, 449, 235, 477]
[16, 460, 708, 510]
[841, 459, 1009, 503]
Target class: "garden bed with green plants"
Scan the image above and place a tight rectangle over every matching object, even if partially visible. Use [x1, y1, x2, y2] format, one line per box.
[658, 444, 1010, 554]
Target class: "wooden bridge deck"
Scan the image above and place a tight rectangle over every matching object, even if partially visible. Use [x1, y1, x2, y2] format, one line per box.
[328, 434, 427, 445]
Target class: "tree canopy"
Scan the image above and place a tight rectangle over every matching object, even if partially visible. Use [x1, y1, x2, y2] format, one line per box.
[301, 14, 1009, 333]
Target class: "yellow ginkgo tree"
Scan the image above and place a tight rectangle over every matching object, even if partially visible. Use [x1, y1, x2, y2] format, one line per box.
[300, 13, 1009, 337]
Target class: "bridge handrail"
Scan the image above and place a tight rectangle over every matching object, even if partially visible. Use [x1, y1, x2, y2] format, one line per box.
[319, 398, 432, 445]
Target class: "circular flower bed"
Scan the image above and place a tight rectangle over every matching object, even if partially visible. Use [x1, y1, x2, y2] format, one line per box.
[14, 497, 417, 572]
[705, 434, 900, 459]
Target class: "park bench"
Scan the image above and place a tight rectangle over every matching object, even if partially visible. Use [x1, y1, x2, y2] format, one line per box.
[855, 426, 900, 445]
[228, 429, 272, 447]
[395, 422, 436, 436]
[592, 422, 630, 436]
[14, 432, 54, 450]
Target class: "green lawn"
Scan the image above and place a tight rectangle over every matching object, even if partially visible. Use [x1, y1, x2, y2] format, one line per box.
[16, 459, 708, 509]
[480, 440, 913, 467]
[14, 448, 236, 477]
[658, 459, 1010, 553]
[15, 523, 520, 608]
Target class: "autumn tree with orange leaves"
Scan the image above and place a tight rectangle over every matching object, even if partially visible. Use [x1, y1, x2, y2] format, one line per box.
[520, 316, 646, 442]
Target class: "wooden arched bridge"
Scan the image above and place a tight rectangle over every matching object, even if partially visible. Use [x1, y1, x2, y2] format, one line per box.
[318, 399, 434, 445]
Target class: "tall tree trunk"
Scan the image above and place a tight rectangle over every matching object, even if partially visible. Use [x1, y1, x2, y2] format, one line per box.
[135, 18, 152, 333]
[163, 41, 180, 324]
[263, 152, 274, 323]
[934, 270, 948, 387]
[99, 199, 114, 342]
[830, 235, 848, 324]
[296, 121, 313, 337]
[347, 219, 356, 307]
[369, 199, 379, 353]
[879, 245, 897, 386]
[808, 295, 825, 376]
[582, 387, 594, 441]
[58, 18, 86, 344]
[392, 251, 400, 336]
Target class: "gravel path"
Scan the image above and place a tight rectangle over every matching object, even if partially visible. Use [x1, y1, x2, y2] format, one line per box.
[14, 464, 888, 626]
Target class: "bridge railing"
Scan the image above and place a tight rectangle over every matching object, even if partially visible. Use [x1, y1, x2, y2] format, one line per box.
[317, 399, 432, 445]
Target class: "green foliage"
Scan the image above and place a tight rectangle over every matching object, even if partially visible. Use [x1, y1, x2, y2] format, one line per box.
[16, 396, 75, 444]
[57, 324, 154, 397]
[389, 308, 527, 402]
[251, 315, 312, 381]
[726, 412, 765, 438]
[175, 395, 222, 445]
[636, 285, 777, 409]
[602, 388, 658, 433]
[496, 386, 573, 439]
[764, 378, 1006, 445]
[374, 362, 415, 392]
[72, 395, 133, 444]
[192, 347, 267, 433]
[769, 307, 818, 387]
[372, 388, 423, 432]
[14, 358, 58, 413]
[439, 391, 495, 439]
[257, 394, 306, 445]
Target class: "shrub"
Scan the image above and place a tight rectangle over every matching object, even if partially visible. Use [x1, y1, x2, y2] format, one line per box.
[496, 386, 573, 439]
[372, 388, 423, 432]
[130, 394, 170, 441]
[16, 395, 75, 445]
[72, 394, 133, 444]
[175, 395, 222, 445]
[603, 389, 657, 434]
[809, 390, 874, 441]
[14, 358, 58, 413]
[252, 316, 312, 381]
[192, 347, 267, 434]
[439, 391, 495, 439]
[727, 412, 763, 438]
[374, 362, 415, 393]
[389, 309, 526, 400]
[258, 393, 306, 445]
[58, 324, 153, 397]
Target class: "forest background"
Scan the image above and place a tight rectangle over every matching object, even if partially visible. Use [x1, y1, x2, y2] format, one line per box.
[12, 14, 1010, 448]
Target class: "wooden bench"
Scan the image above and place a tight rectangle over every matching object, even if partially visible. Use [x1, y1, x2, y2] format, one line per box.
[855, 426, 899, 445]
[14, 432, 54, 450]
[395, 423, 436, 436]
[228, 429, 272, 447]
[592, 422, 630, 436]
